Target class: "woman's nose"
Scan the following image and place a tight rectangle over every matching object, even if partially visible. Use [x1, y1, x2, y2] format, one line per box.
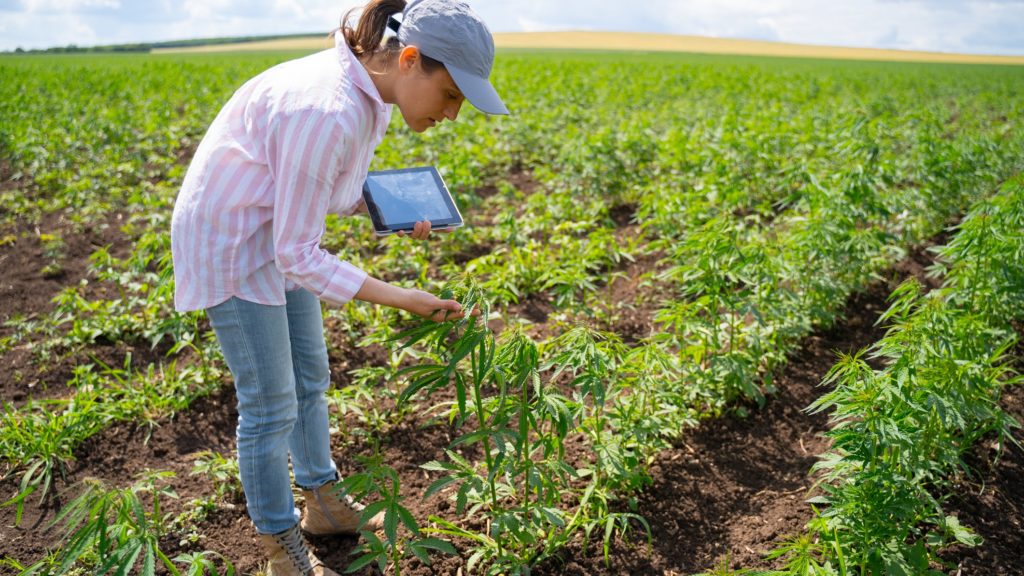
[444, 100, 462, 122]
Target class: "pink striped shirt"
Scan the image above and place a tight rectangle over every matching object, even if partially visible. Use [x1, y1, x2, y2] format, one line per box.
[171, 33, 391, 312]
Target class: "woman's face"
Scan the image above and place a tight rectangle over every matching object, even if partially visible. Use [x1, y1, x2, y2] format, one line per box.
[393, 46, 466, 133]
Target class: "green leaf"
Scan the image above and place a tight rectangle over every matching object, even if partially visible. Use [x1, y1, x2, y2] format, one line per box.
[408, 541, 432, 565]
[383, 504, 399, 544]
[141, 542, 157, 576]
[423, 474, 460, 500]
[396, 363, 450, 403]
[455, 370, 468, 420]
[398, 504, 420, 536]
[362, 500, 389, 526]
[345, 551, 381, 573]
[390, 322, 443, 349]
[451, 429, 494, 448]
[945, 515, 982, 546]
[905, 540, 928, 571]
[415, 537, 457, 554]
[103, 540, 142, 576]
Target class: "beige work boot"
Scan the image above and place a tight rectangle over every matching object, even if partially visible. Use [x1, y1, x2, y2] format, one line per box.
[300, 482, 384, 536]
[258, 523, 338, 576]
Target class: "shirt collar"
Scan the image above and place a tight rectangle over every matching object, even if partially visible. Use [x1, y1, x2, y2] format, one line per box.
[335, 31, 387, 112]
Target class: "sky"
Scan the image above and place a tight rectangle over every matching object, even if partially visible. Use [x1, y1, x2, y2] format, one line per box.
[1, 0, 1023, 55]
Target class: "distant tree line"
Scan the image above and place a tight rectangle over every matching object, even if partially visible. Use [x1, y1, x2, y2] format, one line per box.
[5, 33, 323, 54]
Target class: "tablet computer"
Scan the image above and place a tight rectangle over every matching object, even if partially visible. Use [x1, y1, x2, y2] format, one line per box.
[361, 166, 464, 236]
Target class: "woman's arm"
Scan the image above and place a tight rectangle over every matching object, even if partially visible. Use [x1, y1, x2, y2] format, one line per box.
[264, 110, 449, 310]
[354, 276, 466, 321]
[266, 109, 371, 305]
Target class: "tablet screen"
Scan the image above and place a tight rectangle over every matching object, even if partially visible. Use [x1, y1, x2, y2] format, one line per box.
[362, 167, 462, 234]
[366, 170, 451, 225]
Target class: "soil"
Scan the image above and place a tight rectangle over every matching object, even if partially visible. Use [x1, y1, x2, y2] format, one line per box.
[1, 219, 1020, 576]
[0, 338, 179, 407]
[0, 212, 126, 327]
[471, 165, 541, 227]
[0, 210, 134, 405]
[595, 242, 666, 345]
[938, 324, 1024, 575]
[532, 269, 896, 575]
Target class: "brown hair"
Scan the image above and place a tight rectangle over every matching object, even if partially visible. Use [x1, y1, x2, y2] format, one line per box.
[341, 0, 444, 73]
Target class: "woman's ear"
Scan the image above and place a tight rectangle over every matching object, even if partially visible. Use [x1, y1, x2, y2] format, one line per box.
[397, 45, 420, 73]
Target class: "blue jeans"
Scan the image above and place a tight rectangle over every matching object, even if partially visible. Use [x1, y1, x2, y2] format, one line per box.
[206, 289, 337, 534]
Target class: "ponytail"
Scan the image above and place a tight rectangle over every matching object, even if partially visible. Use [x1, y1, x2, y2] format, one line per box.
[339, 0, 445, 73]
[342, 0, 406, 57]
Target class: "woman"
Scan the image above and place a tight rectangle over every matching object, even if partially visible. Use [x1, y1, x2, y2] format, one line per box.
[170, 0, 508, 573]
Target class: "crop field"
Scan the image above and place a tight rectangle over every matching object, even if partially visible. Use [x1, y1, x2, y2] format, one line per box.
[1, 47, 1023, 576]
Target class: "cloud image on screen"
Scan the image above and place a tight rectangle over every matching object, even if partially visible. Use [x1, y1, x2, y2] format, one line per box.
[366, 171, 453, 226]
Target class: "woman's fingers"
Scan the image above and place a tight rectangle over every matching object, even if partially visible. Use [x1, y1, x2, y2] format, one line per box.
[429, 299, 483, 322]
[396, 221, 432, 240]
[432, 309, 462, 322]
[414, 220, 431, 240]
[427, 299, 459, 322]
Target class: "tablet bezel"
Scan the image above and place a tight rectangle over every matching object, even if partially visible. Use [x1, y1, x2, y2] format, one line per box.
[361, 166, 464, 236]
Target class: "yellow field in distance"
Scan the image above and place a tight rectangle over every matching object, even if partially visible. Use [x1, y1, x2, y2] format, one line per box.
[153, 30, 1024, 65]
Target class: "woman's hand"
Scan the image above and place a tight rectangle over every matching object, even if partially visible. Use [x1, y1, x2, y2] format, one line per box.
[354, 277, 474, 322]
[396, 220, 433, 240]
[402, 287, 467, 322]
[395, 220, 455, 240]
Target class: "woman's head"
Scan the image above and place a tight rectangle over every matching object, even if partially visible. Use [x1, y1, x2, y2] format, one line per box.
[342, 0, 508, 131]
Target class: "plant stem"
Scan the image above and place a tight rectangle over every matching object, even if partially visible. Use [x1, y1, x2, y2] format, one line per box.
[470, 346, 503, 555]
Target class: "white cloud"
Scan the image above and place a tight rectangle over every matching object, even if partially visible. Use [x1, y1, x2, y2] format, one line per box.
[22, 0, 119, 11]
[515, 16, 563, 33]
[274, 0, 308, 20]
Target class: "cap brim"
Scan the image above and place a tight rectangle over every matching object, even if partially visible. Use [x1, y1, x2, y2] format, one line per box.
[446, 64, 509, 115]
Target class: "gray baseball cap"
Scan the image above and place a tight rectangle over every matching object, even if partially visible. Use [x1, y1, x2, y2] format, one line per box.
[397, 0, 509, 115]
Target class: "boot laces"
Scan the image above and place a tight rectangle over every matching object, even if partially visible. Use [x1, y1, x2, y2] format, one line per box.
[275, 526, 315, 575]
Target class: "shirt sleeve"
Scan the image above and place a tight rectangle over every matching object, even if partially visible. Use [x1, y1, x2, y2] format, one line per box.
[265, 107, 368, 305]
